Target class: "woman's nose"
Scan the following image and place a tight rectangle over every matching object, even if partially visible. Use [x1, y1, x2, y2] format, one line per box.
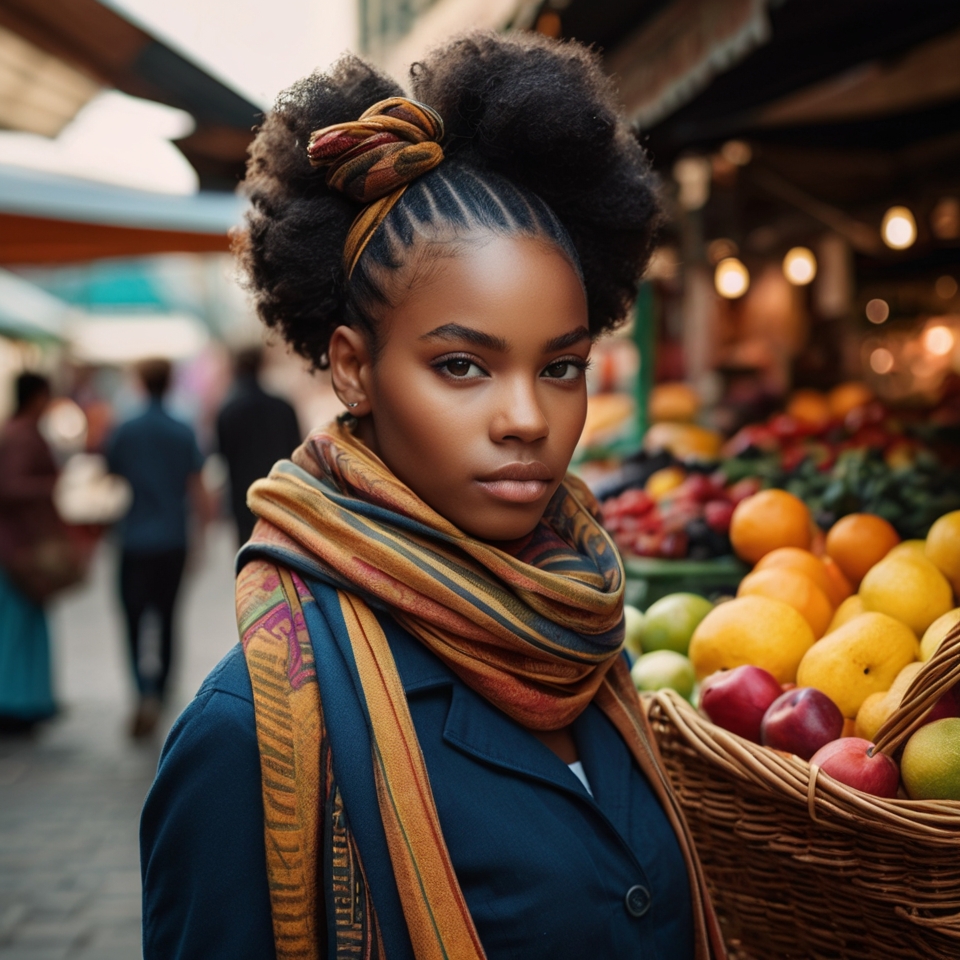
[490, 379, 549, 443]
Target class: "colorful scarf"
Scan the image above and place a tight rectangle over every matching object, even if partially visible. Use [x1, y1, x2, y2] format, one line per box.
[239, 420, 726, 960]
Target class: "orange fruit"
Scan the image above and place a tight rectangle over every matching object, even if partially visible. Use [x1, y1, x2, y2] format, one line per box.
[825, 513, 900, 586]
[828, 382, 874, 420]
[925, 510, 960, 593]
[809, 525, 827, 558]
[737, 567, 834, 638]
[821, 556, 853, 606]
[786, 389, 832, 427]
[729, 489, 812, 565]
[755, 547, 836, 601]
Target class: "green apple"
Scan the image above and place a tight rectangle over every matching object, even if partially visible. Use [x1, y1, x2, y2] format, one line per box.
[638, 592, 714, 655]
[623, 604, 645, 657]
[630, 650, 696, 700]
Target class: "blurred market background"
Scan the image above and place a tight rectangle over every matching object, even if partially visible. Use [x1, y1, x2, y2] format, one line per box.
[1, 0, 960, 957]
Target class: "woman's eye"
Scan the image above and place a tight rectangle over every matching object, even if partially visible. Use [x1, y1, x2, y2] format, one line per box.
[442, 358, 484, 378]
[543, 360, 584, 380]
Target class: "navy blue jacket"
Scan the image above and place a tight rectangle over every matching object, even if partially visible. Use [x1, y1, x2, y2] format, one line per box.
[141, 607, 695, 959]
[106, 400, 204, 553]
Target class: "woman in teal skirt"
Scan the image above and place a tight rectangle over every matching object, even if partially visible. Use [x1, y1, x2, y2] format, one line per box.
[0, 373, 58, 732]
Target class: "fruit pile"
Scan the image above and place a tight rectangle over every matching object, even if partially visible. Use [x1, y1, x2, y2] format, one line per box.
[628, 492, 960, 802]
[721, 399, 960, 540]
[601, 467, 758, 560]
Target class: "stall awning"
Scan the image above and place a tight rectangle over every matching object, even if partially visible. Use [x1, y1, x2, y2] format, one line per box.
[0, 164, 245, 264]
[0, 0, 260, 190]
[0, 266, 71, 339]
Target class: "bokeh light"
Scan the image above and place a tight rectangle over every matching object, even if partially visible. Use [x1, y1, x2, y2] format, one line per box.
[782, 247, 817, 285]
[881, 206, 917, 250]
[870, 347, 894, 374]
[714, 257, 750, 298]
[865, 299, 890, 324]
[923, 325, 955, 357]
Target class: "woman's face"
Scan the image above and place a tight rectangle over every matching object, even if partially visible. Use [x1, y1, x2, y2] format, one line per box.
[335, 234, 590, 542]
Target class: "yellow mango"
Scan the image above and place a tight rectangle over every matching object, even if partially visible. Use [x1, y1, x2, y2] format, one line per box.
[826, 595, 864, 634]
[854, 692, 891, 741]
[796, 612, 919, 718]
[859, 555, 953, 636]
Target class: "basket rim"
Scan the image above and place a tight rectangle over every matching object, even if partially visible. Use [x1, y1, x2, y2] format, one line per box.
[648, 689, 960, 840]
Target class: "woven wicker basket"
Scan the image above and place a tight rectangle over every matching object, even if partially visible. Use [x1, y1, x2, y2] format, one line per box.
[647, 623, 960, 960]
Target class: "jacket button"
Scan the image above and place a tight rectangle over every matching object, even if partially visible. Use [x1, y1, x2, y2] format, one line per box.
[625, 884, 651, 917]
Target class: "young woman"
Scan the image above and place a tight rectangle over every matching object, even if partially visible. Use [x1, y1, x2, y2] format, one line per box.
[141, 31, 725, 960]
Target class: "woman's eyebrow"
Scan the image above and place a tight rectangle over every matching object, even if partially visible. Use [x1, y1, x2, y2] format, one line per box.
[419, 323, 508, 351]
[543, 327, 590, 352]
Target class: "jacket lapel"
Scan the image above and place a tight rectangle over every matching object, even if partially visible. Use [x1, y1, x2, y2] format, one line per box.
[441, 681, 595, 799]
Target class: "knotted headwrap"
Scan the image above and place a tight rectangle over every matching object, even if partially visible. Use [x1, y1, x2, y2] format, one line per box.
[307, 97, 445, 276]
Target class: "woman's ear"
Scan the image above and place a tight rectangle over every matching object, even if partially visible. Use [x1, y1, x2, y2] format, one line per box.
[328, 325, 373, 415]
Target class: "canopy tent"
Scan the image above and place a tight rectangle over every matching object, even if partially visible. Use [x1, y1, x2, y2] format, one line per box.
[0, 164, 245, 264]
[0, 0, 261, 190]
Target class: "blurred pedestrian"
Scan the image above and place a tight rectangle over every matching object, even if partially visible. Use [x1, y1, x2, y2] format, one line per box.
[0, 373, 59, 732]
[216, 346, 301, 545]
[106, 359, 208, 738]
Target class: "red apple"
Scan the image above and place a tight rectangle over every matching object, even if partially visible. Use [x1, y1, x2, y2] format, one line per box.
[809, 737, 899, 799]
[672, 473, 717, 504]
[703, 499, 734, 534]
[925, 684, 960, 725]
[761, 687, 844, 761]
[700, 665, 784, 744]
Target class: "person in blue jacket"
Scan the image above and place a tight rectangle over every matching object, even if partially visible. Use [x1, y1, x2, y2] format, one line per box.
[141, 30, 725, 960]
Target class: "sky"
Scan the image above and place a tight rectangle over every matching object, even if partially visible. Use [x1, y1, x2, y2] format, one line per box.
[0, 0, 357, 194]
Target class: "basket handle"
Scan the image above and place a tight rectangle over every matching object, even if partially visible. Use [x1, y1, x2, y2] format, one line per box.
[872, 621, 960, 756]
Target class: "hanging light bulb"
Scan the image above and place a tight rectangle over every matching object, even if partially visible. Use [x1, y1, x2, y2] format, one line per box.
[714, 258, 750, 298]
[882, 206, 917, 250]
[782, 247, 817, 285]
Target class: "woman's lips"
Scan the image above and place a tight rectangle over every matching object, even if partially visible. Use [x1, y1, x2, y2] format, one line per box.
[476, 478, 550, 503]
[476, 462, 552, 504]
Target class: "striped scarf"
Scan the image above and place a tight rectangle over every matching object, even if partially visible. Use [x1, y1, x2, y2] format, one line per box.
[240, 419, 725, 960]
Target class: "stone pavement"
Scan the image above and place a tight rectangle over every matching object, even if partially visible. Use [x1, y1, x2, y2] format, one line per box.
[0, 521, 240, 960]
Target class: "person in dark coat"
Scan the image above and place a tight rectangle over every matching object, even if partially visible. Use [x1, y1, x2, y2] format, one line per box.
[215, 347, 301, 545]
[106, 359, 207, 737]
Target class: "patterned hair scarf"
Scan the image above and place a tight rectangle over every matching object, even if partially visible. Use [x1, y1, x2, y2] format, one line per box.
[241, 419, 726, 960]
[307, 97, 445, 276]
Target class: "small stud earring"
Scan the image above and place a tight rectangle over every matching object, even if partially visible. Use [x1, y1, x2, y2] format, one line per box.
[346, 401, 359, 409]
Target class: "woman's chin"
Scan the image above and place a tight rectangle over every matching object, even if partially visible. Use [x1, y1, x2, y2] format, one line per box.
[454, 504, 545, 544]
